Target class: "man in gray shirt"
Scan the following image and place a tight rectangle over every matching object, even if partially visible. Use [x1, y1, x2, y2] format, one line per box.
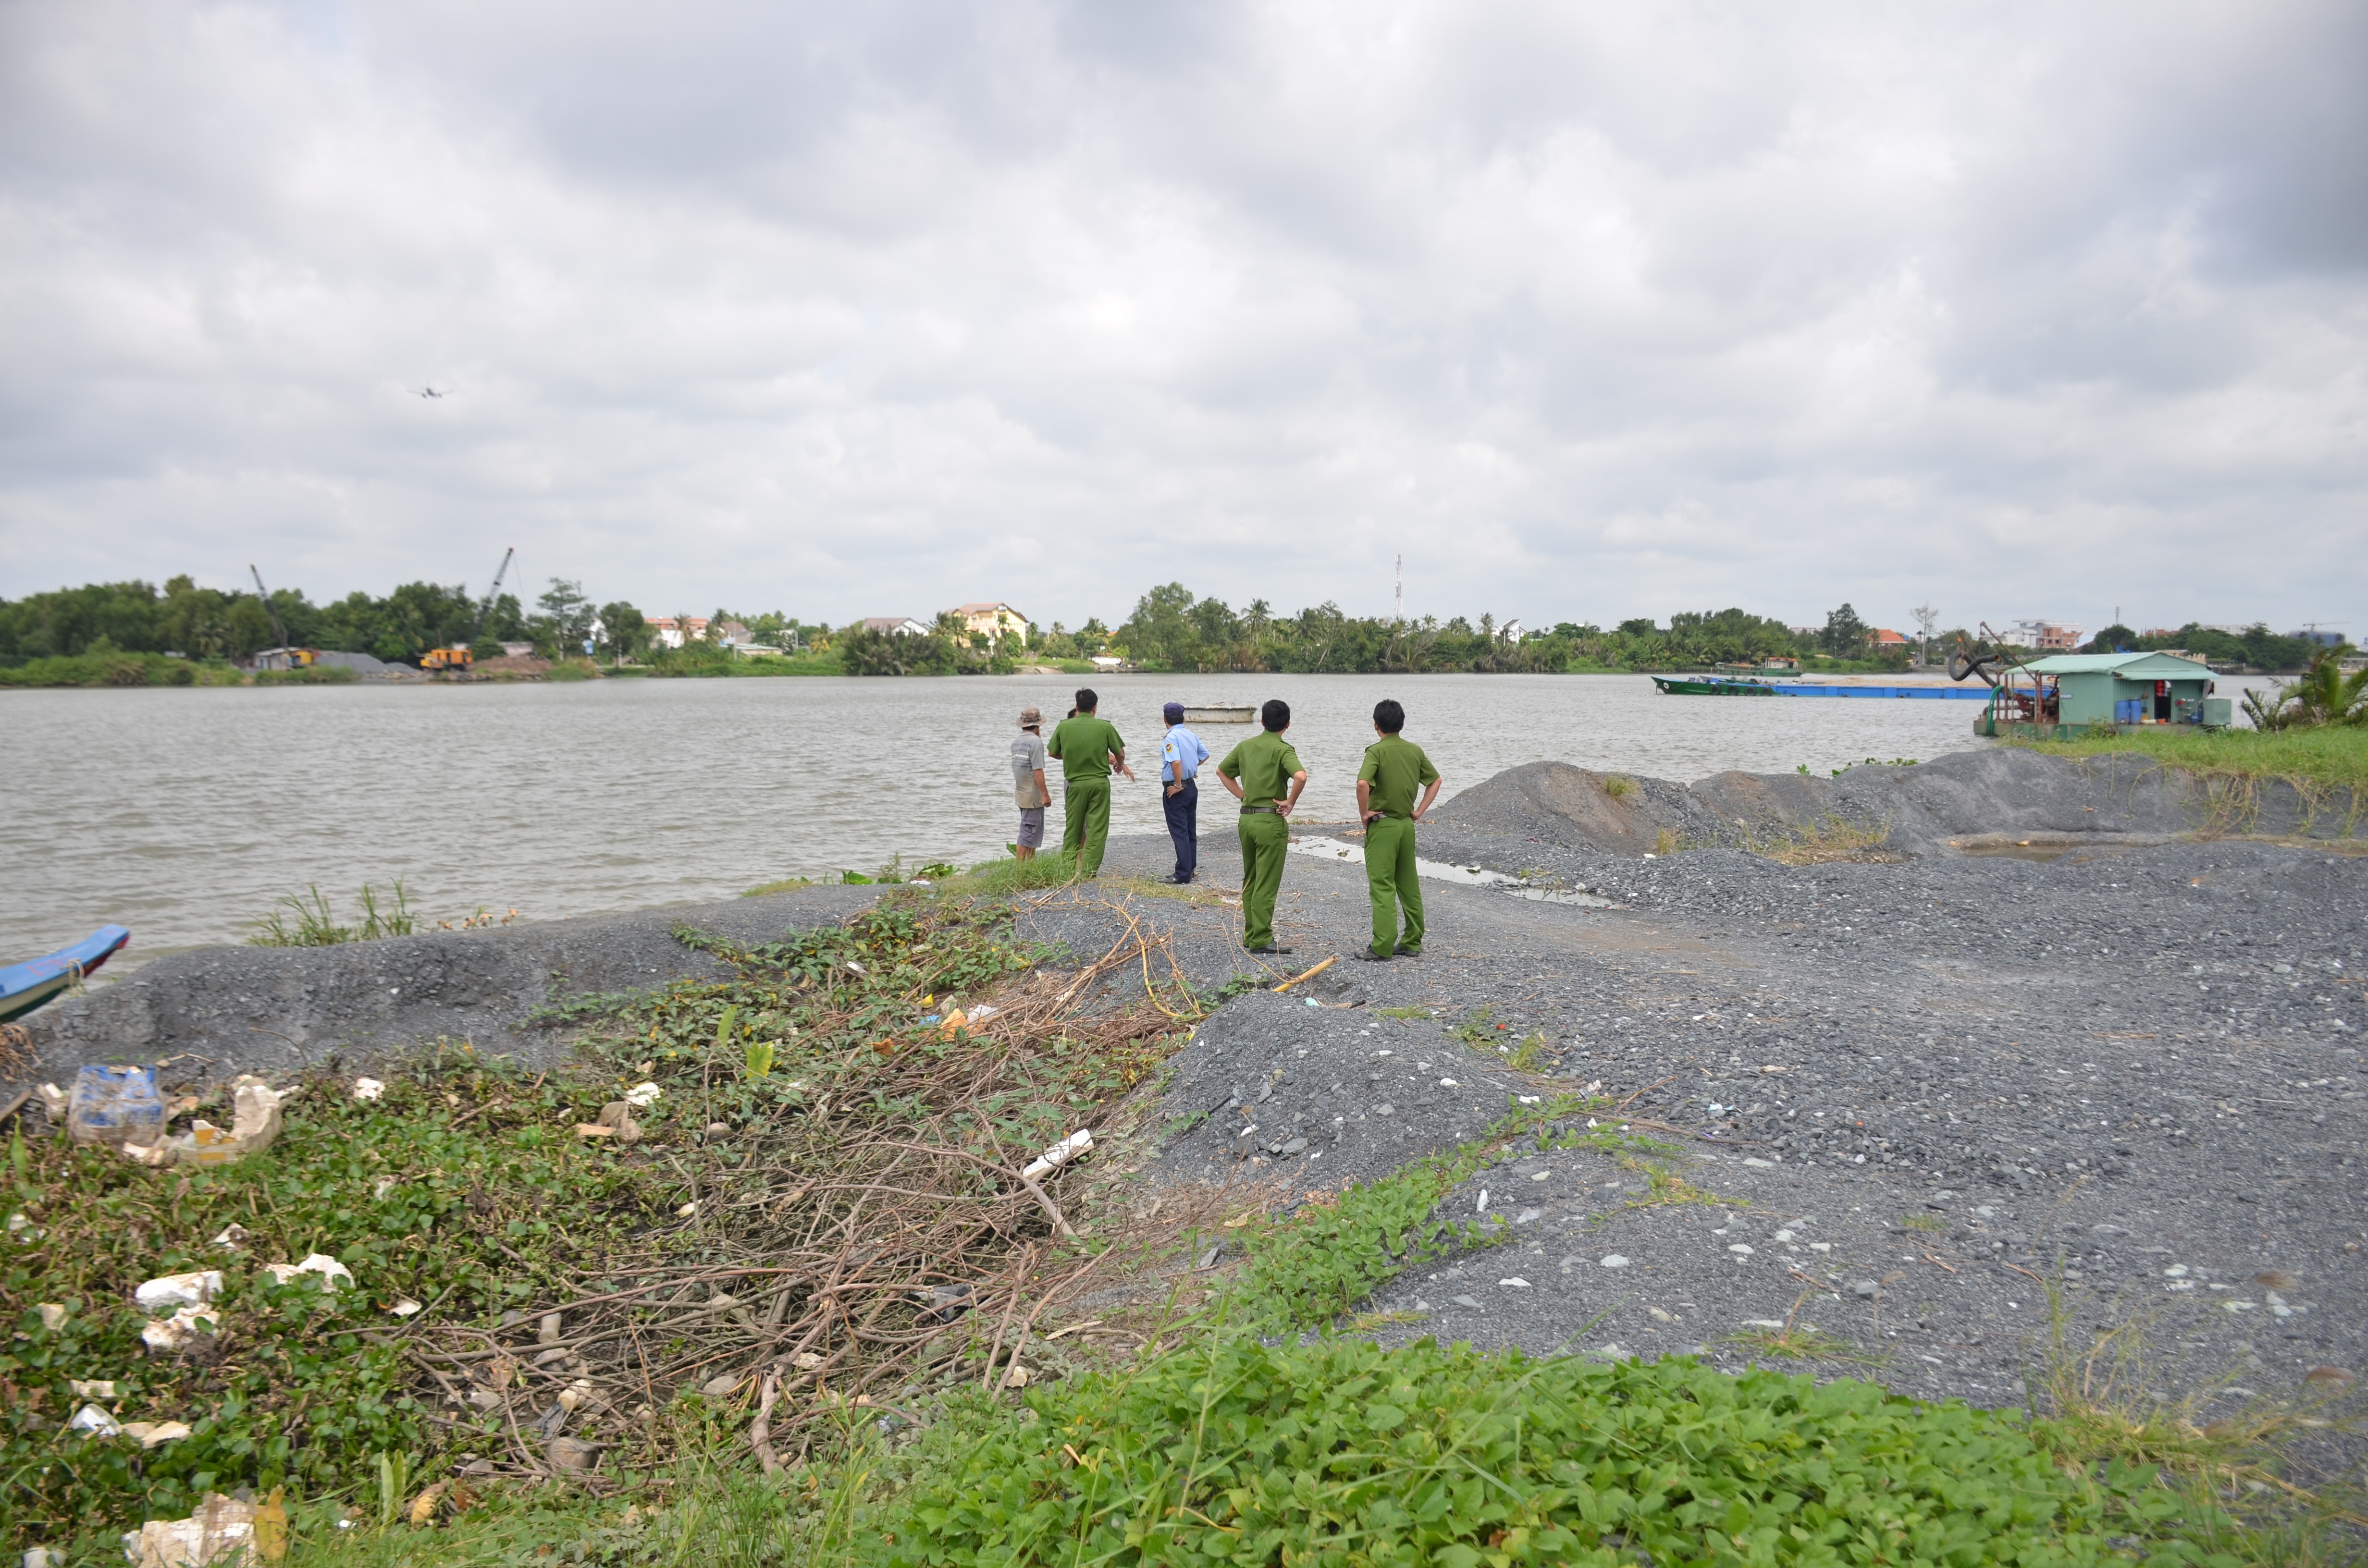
[1011, 707, 1050, 862]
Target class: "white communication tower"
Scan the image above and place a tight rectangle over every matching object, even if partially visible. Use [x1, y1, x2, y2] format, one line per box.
[1394, 555, 1403, 624]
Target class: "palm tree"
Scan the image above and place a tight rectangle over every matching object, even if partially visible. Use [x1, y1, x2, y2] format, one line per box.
[2285, 646, 2368, 726]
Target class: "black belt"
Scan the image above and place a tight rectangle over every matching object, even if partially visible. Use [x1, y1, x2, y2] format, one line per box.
[1240, 805, 1280, 815]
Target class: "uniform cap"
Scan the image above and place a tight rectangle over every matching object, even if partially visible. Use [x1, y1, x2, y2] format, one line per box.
[1162, 701, 1184, 721]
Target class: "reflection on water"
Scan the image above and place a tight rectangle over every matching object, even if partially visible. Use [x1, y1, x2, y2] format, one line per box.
[7, 672, 1998, 958]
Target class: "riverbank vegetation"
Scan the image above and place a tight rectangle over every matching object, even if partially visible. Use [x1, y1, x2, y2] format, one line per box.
[10, 572, 2331, 683]
[0, 648, 247, 687]
[1101, 583, 1933, 675]
[8, 879, 2347, 1562]
[2015, 710, 2368, 792]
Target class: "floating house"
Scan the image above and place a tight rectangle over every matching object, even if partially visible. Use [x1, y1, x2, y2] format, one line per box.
[1973, 651, 2228, 738]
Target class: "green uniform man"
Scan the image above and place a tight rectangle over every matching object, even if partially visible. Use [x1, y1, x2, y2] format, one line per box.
[1045, 687, 1133, 876]
[1355, 698, 1443, 960]
[1215, 698, 1308, 954]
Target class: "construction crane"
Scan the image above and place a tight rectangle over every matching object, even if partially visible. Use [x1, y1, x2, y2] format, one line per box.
[420, 547, 516, 675]
[248, 565, 315, 669]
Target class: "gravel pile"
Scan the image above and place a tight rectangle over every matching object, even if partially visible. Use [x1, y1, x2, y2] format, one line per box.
[1077, 783, 2368, 1409]
[1428, 747, 2366, 858]
[16, 887, 881, 1089]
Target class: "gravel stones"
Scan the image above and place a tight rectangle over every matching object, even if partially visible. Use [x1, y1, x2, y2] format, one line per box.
[17, 886, 882, 1090]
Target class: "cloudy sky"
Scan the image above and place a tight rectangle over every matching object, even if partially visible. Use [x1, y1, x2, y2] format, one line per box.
[2, 0, 2362, 637]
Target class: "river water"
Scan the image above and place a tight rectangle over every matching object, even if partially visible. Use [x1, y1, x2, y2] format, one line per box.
[1, 673, 2021, 962]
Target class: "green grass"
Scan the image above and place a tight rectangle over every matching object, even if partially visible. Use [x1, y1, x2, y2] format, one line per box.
[1, 1044, 669, 1549]
[643, 649, 847, 677]
[275, 1337, 2271, 1568]
[878, 1334, 2213, 1568]
[1220, 1099, 1588, 1334]
[252, 664, 358, 686]
[247, 882, 418, 946]
[741, 876, 818, 896]
[0, 652, 242, 687]
[2010, 723, 2368, 791]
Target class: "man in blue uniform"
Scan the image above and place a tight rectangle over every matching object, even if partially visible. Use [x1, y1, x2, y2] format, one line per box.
[1158, 701, 1209, 884]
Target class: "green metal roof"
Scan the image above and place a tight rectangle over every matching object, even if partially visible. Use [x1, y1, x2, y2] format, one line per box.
[2020, 652, 2213, 677]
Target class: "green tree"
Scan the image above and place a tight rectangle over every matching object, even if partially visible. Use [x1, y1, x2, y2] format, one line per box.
[839, 624, 955, 676]
[597, 602, 649, 665]
[535, 578, 595, 654]
[1819, 603, 1868, 658]
[1119, 582, 1202, 669]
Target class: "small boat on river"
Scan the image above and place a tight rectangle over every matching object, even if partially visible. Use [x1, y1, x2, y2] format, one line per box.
[0, 926, 131, 1023]
[1179, 704, 1256, 723]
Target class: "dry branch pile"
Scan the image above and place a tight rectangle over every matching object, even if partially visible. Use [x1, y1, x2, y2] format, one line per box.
[404, 892, 1211, 1481]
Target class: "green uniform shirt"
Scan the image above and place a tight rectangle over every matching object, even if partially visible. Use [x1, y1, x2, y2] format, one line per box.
[1046, 715, 1125, 780]
[1217, 730, 1305, 808]
[1357, 735, 1439, 819]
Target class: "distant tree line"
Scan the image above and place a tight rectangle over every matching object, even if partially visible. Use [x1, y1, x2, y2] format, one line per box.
[2080, 621, 2322, 673]
[0, 575, 667, 668]
[1097, 584, 1885, 674]
[8, 572, 2324, 678]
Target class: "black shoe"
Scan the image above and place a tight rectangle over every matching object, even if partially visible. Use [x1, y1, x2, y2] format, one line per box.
[1247, 945, 1294, 956]
[1353, 948, 1391, 962]
[1394, 944, 1420, 957]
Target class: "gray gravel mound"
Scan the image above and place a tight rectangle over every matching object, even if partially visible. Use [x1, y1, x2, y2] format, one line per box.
[1079, 822, 2368, 1410]
[1150, 988, 1542, 1194]
[1431, 748, 2364, 859]
[14, 886, 881, 1091]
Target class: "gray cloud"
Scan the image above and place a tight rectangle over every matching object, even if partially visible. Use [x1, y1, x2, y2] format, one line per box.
[2, 0, 2361, 636]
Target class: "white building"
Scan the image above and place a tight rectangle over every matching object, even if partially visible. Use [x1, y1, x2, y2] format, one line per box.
[645, 615, 710, 649]
[1999, 620, 2084, 651]
[859, 616, 931, 638]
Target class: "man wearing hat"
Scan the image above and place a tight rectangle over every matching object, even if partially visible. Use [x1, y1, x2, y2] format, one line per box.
[1158, 701, 1210, 884]
[1010, 707, 1050, 863]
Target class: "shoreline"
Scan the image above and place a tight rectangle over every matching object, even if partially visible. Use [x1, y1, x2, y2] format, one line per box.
[15, 748, 2366, 1416]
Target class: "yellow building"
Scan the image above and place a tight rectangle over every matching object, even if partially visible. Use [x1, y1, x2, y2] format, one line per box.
[946, 602, 1029, 645]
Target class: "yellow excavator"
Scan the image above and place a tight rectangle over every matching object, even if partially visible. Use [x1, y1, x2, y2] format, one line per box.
[419, 547, 514, 675]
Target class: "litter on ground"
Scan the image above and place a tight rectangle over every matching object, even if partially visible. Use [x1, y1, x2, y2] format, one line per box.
[134, 1271, 223, 1314]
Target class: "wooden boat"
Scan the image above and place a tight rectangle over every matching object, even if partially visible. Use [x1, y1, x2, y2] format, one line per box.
[1179, 705, 1256, 723]
[0, 926, 130, 1023]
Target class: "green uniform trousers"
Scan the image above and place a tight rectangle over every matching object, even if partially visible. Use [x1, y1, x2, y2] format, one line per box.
[1363, 816, 1423, 956]
[1061, 777, 1112, 876]
[1237, 810, 1289, 948]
